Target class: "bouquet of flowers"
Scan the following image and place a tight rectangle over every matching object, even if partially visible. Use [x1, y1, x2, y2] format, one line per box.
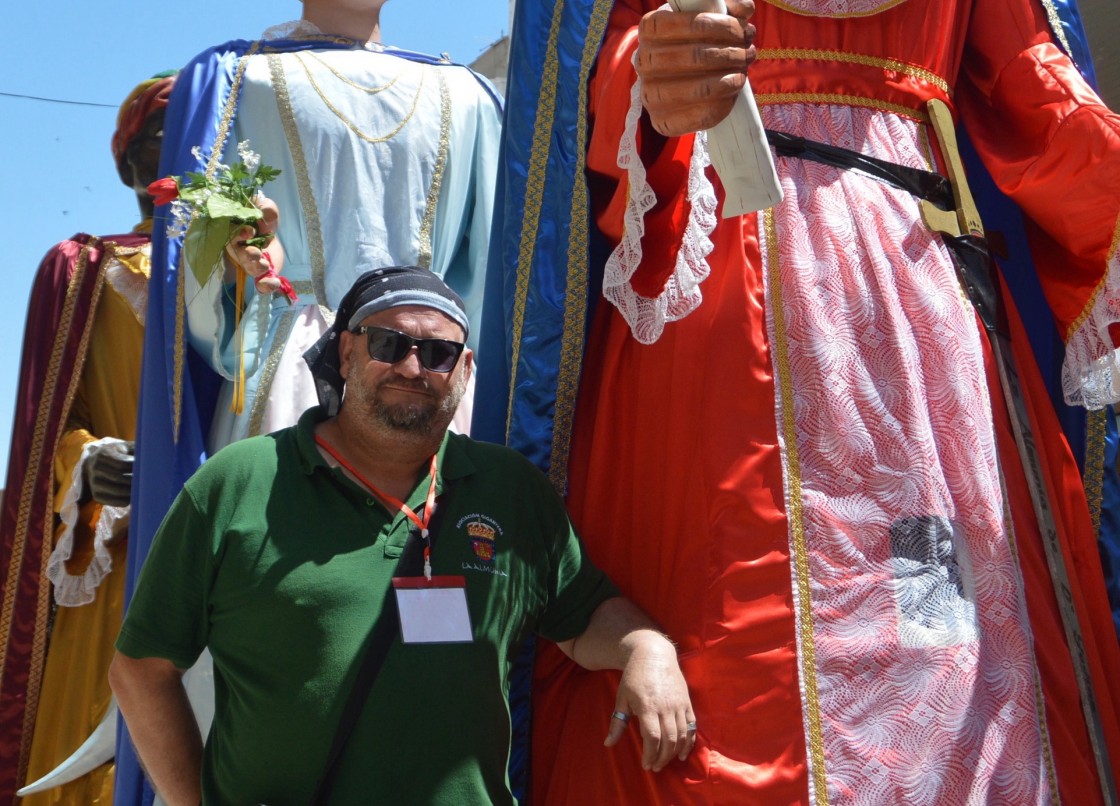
[147, 140, 294, 301]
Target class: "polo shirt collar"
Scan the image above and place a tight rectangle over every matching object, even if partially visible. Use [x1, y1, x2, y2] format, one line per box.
[294, 405, 478, 495]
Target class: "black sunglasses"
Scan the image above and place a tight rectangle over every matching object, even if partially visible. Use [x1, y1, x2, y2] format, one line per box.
[352, 326, 465, 373]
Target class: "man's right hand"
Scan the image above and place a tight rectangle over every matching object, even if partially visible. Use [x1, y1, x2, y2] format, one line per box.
[636, 0, 757, 137]
[83, 440, 135, 507]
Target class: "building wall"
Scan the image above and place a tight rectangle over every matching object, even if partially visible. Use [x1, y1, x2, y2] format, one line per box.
[1079, 0, 1120, 109]
[468, 0, 516, 97]
[470, 37, 510, 97]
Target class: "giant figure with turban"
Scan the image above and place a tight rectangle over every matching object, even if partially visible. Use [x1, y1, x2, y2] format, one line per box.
[121, 0, 500, 802]
[0, 72, 176, 804]
[477, 0, 1120, 803]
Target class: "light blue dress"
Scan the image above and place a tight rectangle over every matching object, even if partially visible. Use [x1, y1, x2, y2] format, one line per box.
[185, 26, 500, 452]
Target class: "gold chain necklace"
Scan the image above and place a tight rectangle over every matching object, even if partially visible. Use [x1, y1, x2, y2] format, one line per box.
[304, 51, 403, 94]
[293, 51, 426, 143]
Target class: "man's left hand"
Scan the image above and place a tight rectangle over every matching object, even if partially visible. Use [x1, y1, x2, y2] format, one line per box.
[556, 597, 698, 772]
[605, 634, 697, 771]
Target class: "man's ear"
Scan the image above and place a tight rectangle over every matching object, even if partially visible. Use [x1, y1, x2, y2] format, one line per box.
[461, 348, 474, 379]
[339, 330, 356, 380]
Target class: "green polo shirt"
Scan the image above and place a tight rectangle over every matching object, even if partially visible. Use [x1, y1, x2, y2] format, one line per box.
[118, 406, 617, 805]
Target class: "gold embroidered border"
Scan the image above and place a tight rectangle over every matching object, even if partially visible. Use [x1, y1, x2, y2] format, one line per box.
[247, 307, 299, 437]
[0, 242, 94, 676]
[1064, 214, 1120, 341]
[0, 239, 110, 787]
[290, 280, 315, 297]
[418, 69, 451, 271]
[1033, 661, 1062, 806]
[1038, 0, 1075, 58]
[293, 51, 426, 143]
[19, 250, 114, 787]
[1084, 408, 1107, 536]
[506, 0, 569, 443]
[269, 52, 330, 307]
[995, 466, 1061, 804]
[548, 0, 613, 491]
[761, 0, 911, 18]
[306, 50, 402, 94]
[756, 92, 927, 122]
[175, 43, 261, 441]
[758, 48, 950, 95]
[175, 260, 187, 442]
[206, 45, 261, 181]
[763, 209, 829, 806]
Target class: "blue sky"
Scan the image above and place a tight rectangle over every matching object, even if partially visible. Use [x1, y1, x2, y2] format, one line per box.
[0, 0, 511, 481]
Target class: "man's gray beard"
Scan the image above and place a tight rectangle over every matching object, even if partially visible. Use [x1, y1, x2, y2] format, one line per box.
[371, 371, 467, 438]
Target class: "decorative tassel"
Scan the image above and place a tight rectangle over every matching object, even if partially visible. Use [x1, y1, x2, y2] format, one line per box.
[231, 262, 246, 415]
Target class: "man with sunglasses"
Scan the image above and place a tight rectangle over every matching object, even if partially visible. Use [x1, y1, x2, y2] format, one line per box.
[108, 265, 695, 806]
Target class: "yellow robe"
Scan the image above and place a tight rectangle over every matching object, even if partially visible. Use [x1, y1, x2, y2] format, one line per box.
[21, 237, 148, 805]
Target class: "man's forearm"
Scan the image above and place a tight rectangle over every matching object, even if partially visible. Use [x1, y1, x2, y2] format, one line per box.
[108, 652, 203, 806]
[558, 596, 675, 670]
[556, 596, 696, 771]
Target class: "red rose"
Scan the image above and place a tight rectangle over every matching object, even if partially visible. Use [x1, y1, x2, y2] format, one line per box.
[146, 177, 179, 206]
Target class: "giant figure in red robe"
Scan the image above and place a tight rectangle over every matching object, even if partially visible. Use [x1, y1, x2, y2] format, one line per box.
[476, 0, 1120, 802]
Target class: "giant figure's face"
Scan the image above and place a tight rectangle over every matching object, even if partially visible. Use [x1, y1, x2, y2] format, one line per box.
[124, 109, 165, 194]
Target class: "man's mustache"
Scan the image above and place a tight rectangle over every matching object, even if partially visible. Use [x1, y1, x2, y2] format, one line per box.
[376, 376, 433, 396]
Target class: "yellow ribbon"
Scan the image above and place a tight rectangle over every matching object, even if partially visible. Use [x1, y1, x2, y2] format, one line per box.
[231, 258, 247, 416]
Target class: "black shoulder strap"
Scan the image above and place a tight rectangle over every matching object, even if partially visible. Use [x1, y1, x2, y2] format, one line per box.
[309, 502, 450, 804]
[308, 566, 401, 805]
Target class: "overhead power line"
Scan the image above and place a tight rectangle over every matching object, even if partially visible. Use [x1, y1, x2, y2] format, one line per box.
[0, 90, 115, 109]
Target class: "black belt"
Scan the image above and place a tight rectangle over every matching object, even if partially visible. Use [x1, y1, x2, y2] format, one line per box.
[765, 129, 954, 211]
[764, 129, 999, 332]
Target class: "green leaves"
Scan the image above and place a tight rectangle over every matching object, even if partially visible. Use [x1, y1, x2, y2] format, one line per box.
[167, 140, 282, 286]
[183, 218, 239, 288]
[255, 165, 282, 184]
[204, 193, 263, 222]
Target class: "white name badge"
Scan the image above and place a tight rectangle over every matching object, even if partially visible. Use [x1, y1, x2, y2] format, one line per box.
[392, 576, 474, 644]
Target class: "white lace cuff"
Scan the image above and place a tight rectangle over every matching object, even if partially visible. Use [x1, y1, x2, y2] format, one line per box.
[601, 57, 718, 345]
[1061, 241, 1120, 410]
[48, 438, 128, 607]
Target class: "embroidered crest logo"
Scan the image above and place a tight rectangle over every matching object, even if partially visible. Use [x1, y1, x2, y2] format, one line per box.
[467, 519, 497, 563]
[457, 513, 507, 577]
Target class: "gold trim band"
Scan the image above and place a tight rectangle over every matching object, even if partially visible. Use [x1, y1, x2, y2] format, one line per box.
[293, 51, 425, 144]
[305, 50, 402, 94]
[758, 47, 950, 95]
[549, 0, 614, 491]
[247, 307, 299, 438]
[1085, 407, 1107, 536]
[418, 69, 452, 271]
[506, 0, 570, 444]
[269, 52, 330, 306]
[1066, 214, 1120, 342]
[761, 0, 911, 18]
[756, 92, 928, 122]
[763, 209, 829, 806]
[1038, 0, 1075, 57]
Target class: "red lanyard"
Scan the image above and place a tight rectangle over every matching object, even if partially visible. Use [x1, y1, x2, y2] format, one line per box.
[315, 434, 439, 579]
